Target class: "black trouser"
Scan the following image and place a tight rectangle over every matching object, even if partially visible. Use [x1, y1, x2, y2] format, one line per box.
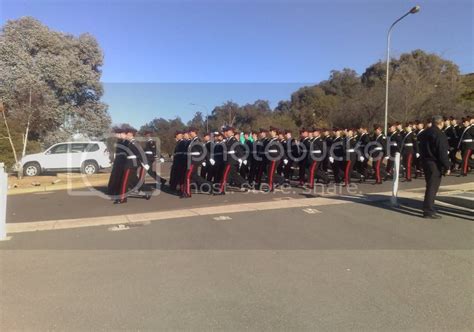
[298, 159, 306, 184]
[119, 167, 145, 200]
[332, 158, 344, 183]
[266, 160, 284, 191]
[306, 160, 329, 187]
[169, 159, 185, 191]
[448, 146, 458, 170]
[107, 161, 125, 196]
[422, 161, 442, 216]
[355, 157, 369, 178]
[183, 164, 214, 196]
[240, 161, 249, 179]
[218, 162, 247, 193]
[248, 159, 259, 184]
[200, 162, 208, 179]
[283, 160, 293, 180]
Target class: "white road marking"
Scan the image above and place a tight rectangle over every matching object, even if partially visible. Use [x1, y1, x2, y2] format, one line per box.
[213, 216, 232, 221]
[302, 208, 321, 214]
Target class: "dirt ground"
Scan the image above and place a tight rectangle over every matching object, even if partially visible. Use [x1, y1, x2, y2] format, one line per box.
[7, 172, 110, 191]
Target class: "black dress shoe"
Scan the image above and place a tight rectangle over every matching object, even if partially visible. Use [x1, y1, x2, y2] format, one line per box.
[423, 214, 442, 219]
[114, 198, 127, 204]
[180, 193, 191, 199]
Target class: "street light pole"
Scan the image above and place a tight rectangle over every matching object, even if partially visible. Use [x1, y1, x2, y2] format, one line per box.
[384, 5, 420, 136]
[189, 103, 209, 133]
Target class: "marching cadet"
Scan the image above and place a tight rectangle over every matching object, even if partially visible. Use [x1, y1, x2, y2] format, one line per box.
[200, 132, 212, 179]
[276, 130, 286, 177]
[386, 123, 402, 177]
[239, 132, 251, 179]
[247, 131, 259, 185]
[298, 128, 311, 186]
[264, 126, 285, 191]
[216, 126, 247, 195]
[355, 126, 370, 179]
[457, 116, 473, 176]
[116, 127, 151, 204]
[307, 128, 329, 188]
[206, 131, 223, 183]
[370, 125, 387, 184]
[343, 128, 363, 186]
[444, 117, 459, 170]
[169, 130, 186, 193]
[255, 128, 269, 189]
[282, 129, 298, 182]
[180, 127, 214, 198]
[107, 127, 127, 197]
[414, 121, 425, 178]
[142, 131, 166, 186]
[400, 123, 416, 181]
[322, 128, 332, 172]
[330, 128, 344, 184]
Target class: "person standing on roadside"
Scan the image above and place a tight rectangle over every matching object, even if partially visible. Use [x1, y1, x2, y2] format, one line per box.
[418, 115, 451, 219]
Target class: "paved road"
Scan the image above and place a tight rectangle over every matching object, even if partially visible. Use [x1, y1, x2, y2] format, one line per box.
[6, 173, 473, 223]
[1, 198, 472, 330]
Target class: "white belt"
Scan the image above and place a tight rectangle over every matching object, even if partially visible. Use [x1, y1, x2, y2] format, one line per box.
[190, 152, 200, 155]
[347, 149, 355, 152]
[127, 156, 137, 159]
[227, 151, 236, 154]
[463, 139, 473, 142]
[311, 150, 322, 153]
[268, 149, 278, 153]
[374, 147, 383, 151]
[404, 143, 413, 146]
[145, 151, 153, 154]
[390, 142, 398, 146]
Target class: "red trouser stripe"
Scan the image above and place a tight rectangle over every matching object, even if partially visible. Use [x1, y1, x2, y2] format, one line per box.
[268, 161, 275, 191]
[463, 149, 472, 175]
[344, 160, 351, 185]
[376, 159, 381, 183]
[406, 153, 412, 180]
[309, 161, 317, 188]
[120, 169, 130, 201]
[185, 164, 194, 195]
[220, 164, 231, 192]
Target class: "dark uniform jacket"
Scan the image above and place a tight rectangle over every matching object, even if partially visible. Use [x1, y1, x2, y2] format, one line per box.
[125, 139, 148, 169]
[457, 124, 473, 150]
[419, 126, 450, 171]
[309, 136, 324, 162]
[401, 131, 416, 154]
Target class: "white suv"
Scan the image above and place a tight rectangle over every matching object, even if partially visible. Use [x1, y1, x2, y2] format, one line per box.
[21, 141, 111, 176]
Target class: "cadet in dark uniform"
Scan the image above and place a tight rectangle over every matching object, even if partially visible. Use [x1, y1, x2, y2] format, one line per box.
[116, 127, 151, 204]
[141, 131, 166, 186]
[343, 128, 363, 186]
[330, 128, 344, 184]
[282, 129, 298, 182]
[216, 126, 248, 194]
[255, 128, 269, 189]
[443, 117, 459, 170]
[265, 127, 285, 191]
[400, 123, 416, 182]
[298, 128, 310, 186]
[169, 130, 186, 193]
[386, 123, 402, 177]
[200, 132, 212, 179]
[107, 127, 127, 197]
[247, 132, 259, 185]
[370, 125, 387, 184]
[414, 121, 425, 178]
[418, 116, 451, 219]
[307, 128, 329, 188]
[457, 117, 473, 176]
[355, 126, 370, 179]
[181, 128, 214, 198]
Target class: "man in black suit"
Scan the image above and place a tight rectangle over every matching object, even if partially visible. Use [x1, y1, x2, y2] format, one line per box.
[418, 115, 451, 219]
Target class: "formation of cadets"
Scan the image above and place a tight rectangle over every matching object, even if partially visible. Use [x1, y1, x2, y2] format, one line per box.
[107, 116, 473, 202]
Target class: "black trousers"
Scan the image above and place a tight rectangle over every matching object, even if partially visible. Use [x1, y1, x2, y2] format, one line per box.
[218, 163, 247, 193]
[332, 159, 344, 183]
[107, 162, 125, 196]
[422, 161, 442, 216]
[169, 159, 185, 191]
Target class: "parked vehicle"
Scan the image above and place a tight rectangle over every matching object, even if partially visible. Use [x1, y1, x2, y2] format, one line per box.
[20, 142, 111, 176]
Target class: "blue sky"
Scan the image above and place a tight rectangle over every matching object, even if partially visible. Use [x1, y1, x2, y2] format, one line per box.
[1, 0, 473, 127]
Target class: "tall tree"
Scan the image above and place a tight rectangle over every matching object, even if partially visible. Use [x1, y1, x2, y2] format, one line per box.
[0, 17, 110, 171]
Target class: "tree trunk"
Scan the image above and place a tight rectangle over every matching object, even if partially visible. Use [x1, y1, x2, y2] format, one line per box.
[0, 103, 18, 176]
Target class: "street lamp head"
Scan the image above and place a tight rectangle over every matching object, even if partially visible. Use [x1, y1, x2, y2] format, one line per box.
[410, 5, 420, 14]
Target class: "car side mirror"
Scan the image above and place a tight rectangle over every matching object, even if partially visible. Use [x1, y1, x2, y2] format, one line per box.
[45, 150, 51, 155]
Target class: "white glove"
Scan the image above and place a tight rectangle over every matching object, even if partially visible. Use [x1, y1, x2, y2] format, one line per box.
[416, 153, 420, 158]
[359, 156, 364, 162]
[329, 156, 334, 163]
[369, 157, 373, 162]
[238, 158, 242, 164]
[143, 164, 150, 171]
[384, 156, 389, 160]
[159, 158, 165, 163]
[202, 162, 207, 167]
[283, 159, 288, 165]
[243, 160, 248, 165]
[209, 158, 215, 166]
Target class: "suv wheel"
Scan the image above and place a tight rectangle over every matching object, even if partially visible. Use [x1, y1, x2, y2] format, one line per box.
[81, 160, 99, 175]
[24, 162, 41, 177]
